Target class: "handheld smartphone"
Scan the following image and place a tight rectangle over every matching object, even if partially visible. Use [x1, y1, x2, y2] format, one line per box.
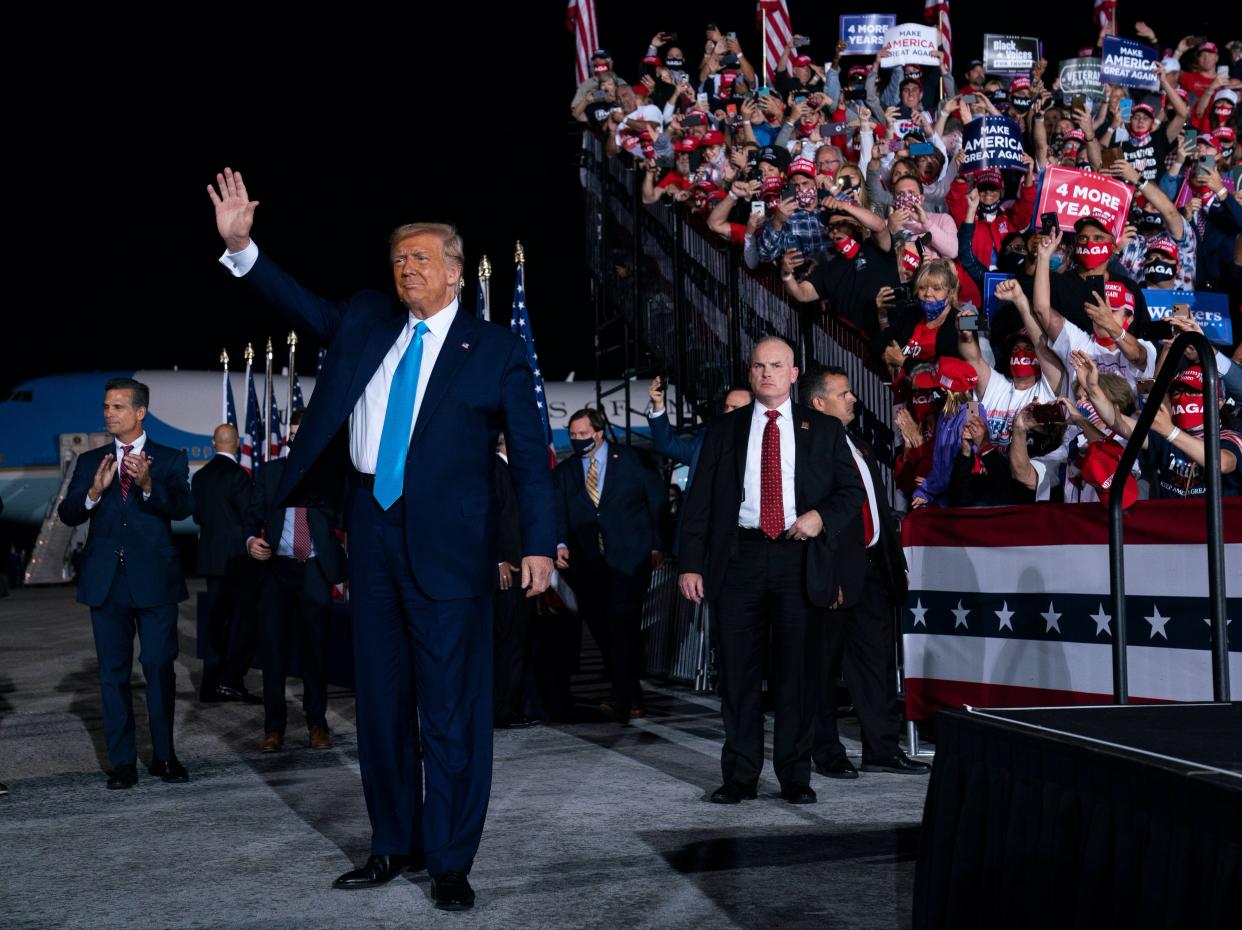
[1100, 147, 1125, 169]
[781, 181, 798, 201]
[966, 400, 982, 420]
[727, 31, 737, 41]
[682, 113, 705, 127]
[1184, 127, 1199, 145]
[909, 142, 935, 156]
[1039, 211, 1060, 235]
[958, 314, 979, 332]
[793, 35, 811, 48]
[1071, 93, 1086, 114]
[1029, 402, 1067, 426]
[1117, 97, 1132, 122]
[1136, 378, 1156, 396]
[892, 283, 913, 304]
[896, 105, 913, 120]
[794, 94, 808, 104]
[962, 93, 977, 104]
[1171, 303, 1192, 320]
[757, 86, 771, 97]
[726, 103, 737, 118]
[750, 199, 766, 217]
[1199, 152, 1217, 168]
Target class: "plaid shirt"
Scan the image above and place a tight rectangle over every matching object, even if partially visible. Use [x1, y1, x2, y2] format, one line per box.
[758, 209, 829, 263]
[1119, 224, 1198, 292]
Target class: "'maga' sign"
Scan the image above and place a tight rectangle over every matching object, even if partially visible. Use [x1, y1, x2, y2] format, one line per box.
[1034, 166, 1133, 240]
[960, 115, 1027, 173]
[1100, 35, 1159, 90]
[880, 23, 939, 67]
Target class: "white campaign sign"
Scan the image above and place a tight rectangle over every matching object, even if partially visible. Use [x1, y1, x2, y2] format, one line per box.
[880, 23, 940, 68]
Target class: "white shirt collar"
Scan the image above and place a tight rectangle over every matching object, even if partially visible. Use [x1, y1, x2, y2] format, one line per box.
[751, 398, 793, 424]
[409, 296, 459, 339]
[115, 431, 147, 454]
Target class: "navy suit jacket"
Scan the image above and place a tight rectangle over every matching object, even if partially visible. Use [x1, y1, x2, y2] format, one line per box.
[59, 440, 194, 608]
[239, 251, 556, 600]
[245, 457, 347, 586]
[554, 443, 664, 577]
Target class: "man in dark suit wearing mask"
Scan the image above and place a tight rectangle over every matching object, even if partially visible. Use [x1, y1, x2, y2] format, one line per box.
[246, 409, 347, 752]
[678, 338, 865, 805]
[58, 378, 195, 788]
[802, 367, 930, 777]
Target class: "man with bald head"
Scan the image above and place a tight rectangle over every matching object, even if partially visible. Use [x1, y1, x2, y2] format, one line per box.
[192, 421, 261, 704]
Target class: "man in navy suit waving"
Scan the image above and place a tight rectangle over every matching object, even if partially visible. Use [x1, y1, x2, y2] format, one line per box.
[59, 378, 195, 789]
[208, 168, 555, 911]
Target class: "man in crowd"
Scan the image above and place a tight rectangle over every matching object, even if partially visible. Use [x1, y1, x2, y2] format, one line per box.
[192, 423, 261, 705]
[246, 409, 346, 753]
[646, 376, 751, 475]
[678, 337, 864, 805]
[801, 367, 929, 778]
[58, 378, 194, 789]
[492, 435, 538, 730]
[554, 408, 664, 723]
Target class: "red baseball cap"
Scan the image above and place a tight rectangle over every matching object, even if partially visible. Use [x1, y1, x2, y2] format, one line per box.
[1199, 41, 1219, 53]
[1131, 102, 1155, 118]
[700, 130, 725, 146]
[1080, 440, 1137, 509]
[1009, 76, 1031, 93]
[593, 61, 609, 74]
[913, 357, 979, 393]
[787, 157, 816, 179]
[633, 84, 650, 97]
[974, 167, 1004, 189]
[792, 55, 813, 68]
[1145, 236, 1179, 261]
[673, 138, 700, 153]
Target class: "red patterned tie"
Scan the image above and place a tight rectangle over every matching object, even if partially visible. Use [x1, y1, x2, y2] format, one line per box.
[852, 452, 876, 547]
[118, 445, 134, 504]
[759, 410, 784, 540]
[292, 507, 311, 562]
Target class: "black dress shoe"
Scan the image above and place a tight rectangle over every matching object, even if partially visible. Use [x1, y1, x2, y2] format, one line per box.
[106, 764, 137, 790]
[148, 758, 189, 783]
[861, 750, 932, 775]
[431, 871, 476, 911]
[709, 782, 758, 804]
[204, 684, 263, 705]
[332, 854, 414, 889]
[814, 756, 860, 779]
[779, 784, 818, 804]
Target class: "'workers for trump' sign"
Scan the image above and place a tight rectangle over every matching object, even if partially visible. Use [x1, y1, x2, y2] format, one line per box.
[1144, 290, 1234, 346]
[840, 14, 896, 55]
[1034, 166, 1133, 240]
[960, 115, 1028, 173]
[880, 23, 940, 68]
[1058, 56, 1105, 101]
[1100, 35, 1159, 90]
[982, 34, 1039, 75]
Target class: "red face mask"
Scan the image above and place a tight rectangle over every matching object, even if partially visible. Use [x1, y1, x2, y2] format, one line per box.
[910, 391, 940, 422]
[1075, 241, 1112, 269]
[900, 250, 921, 273]
[1009, 351, 1040, 379]
[1092, 313, 1132, 348]
[1171, 392, 1205, 432]
[834, 236, 861, 259]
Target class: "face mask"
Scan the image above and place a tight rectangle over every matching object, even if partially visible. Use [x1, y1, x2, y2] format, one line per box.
[1009, 96, 1034, 115]
[910, 391, 941, 422]
[1214, 104, 1233, 126]
[834, 236, 861, 259]
[1144, 259, 1176, 283]
[893, 191, 923, 213]
[998, 251, 1026, 275]
[1009, 350, 1040, 378]
[571, 437, 596, 457]
[1048, 253, 1065, 272]
[1076, 399, 1106, 430]
[1128, 128, 1151, 146]
[1092, 313, 1131, 348]
[795, 186, 817, 208]
[1171, 393, 1205, 432]
[1075, 242, 1112, 270]
[977, 199, 1002, 216]
[919, 297, 948, 321]
[664, 57, 685, 70]
[900, 249, 921, 273]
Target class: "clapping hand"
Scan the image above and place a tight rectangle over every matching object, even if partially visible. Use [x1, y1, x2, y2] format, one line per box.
[122, 451, 153, 494]
[88, 453, 118, 502]
[207, 167, 259, 253]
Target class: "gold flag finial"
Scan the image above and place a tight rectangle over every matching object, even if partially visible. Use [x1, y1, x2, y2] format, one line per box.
[244, 343, 255, 364]
[515, 241, 525, 264]
[220, 349, 230, 366]
[265, 337, 273, 359]
[287, 330, 298, 348]
[479, 255, 492, 279]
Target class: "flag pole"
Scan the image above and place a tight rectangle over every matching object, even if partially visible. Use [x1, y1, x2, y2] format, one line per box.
[264, 337, 274, 463]
[220, 349, 230, 425]
[761, 9, 768, 88]
[479, 255, 492, 322]
[244, 342, 255, 440]
[286, 330, 297, 432]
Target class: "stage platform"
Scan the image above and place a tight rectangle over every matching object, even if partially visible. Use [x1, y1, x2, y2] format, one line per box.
[0, 583, 928, 930]
[913, 703, 1242, 929]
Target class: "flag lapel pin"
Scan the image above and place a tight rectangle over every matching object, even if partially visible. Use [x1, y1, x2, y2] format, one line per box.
[800, 420, 810, 430]
[461, 342, 471, 349]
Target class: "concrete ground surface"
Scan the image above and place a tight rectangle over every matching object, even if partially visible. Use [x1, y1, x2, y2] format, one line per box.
[0, 583, 930, 930]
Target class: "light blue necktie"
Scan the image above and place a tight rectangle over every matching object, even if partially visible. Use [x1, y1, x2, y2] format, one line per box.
[373, 321, 429, 510]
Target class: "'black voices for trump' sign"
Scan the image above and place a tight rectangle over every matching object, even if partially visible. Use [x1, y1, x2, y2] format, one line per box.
[960, 116, 1027, 173]
[982, 34, 1039, 75]
[1100, 35, 1159, 90]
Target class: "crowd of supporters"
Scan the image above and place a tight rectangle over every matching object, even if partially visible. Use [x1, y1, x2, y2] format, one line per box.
[573, 22, 1242, 509]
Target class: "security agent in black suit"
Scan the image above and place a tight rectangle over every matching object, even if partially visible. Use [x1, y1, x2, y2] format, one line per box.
[678, 338, 865, 804]
[492, 437, 537, 729]
[802, 368, 930, 777]
[191, 423, 261, 704]
[554, 408, 665, 722]
[245, 411, 346, 753]
[57, 378, 195, 788]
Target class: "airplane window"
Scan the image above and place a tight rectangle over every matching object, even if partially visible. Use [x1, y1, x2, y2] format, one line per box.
[3, 390, 32, 402]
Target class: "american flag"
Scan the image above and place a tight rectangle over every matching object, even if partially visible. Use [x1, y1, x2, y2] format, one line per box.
[510, 261, 557, 469]
[281, 372, 304, 458]
[477, 270, 490, 322]
[566, 0, 599, 87]
[241, 364, 261, 475]
[923, 0, 952, 74]
[1093, 0, 1117, 28]
[268, 383, 284, 462]
[222, 368, 238, 430]
[315, 347, 326, 379]
[757, 1, 793, 87]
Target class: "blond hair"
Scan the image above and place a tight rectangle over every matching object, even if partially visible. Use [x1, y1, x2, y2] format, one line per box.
[389, 223, 465, 276]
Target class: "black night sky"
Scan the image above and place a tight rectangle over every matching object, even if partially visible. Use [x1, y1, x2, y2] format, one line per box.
[5, 1, 1200, 396]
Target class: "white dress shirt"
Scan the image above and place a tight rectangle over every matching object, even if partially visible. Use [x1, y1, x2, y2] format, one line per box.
[220, 240, 460, 475]
[737, 399, 797, 531]
[845, 434, 881, 549]
[84, 431, 151, 509]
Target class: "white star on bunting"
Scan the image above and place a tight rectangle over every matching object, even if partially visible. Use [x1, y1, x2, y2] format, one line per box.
[910, 599, 927, 628]
[995, 602, 1014, 632]
[1144, 605, 1171, 640]
[1090, 603, 1112, 638]
[952, 601, 970, 630]
[1041, 602, 1062, 634]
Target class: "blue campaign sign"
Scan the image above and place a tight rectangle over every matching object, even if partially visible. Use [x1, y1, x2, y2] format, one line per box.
[960, 115, 1028, 174]
[1100, 35, 1159, 90]
[840, 14, 896, 55]
[983, 272, 1016, 325]
[1144, 290, 1234, 346]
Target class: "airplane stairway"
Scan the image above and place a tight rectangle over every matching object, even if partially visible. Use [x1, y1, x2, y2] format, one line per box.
[24, 433, 110, 585]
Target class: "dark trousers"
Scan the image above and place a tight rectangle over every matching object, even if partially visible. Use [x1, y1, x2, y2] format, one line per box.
[492, 583, 532, 720]
[571, 559, 651, 712]
[258, 556, 332, 734]
[714, 532, 817, 790]
[348, 488, 492, 876]
[202, 571, 258, 692]
[814, 558, 901, 764]
[89, 570, 179, 767]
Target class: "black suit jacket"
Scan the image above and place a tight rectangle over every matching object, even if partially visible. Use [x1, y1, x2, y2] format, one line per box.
[191, 454, 253, 577]
[494, 455, 522, 567]
[678, 402, 866, 607]
[245, 458, 346, 585]
[554, 443, 664, 577]
[834, 432, 909, 608]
